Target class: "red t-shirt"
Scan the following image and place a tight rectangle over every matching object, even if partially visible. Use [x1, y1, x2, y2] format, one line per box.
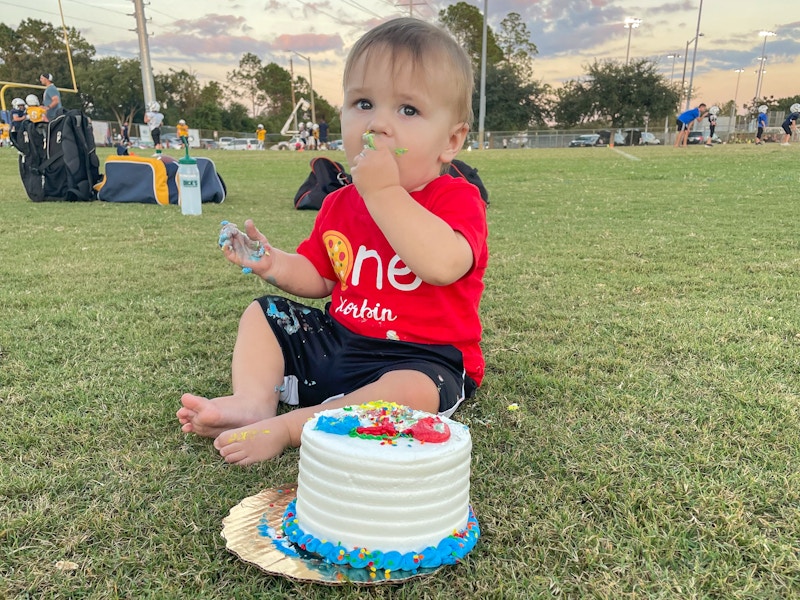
[297, 174, 488, 385]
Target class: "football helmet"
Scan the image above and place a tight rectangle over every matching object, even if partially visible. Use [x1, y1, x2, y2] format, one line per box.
[11, 97, 25, 109]
[790, 103, 800, 114]
[25, 94, 40, 106]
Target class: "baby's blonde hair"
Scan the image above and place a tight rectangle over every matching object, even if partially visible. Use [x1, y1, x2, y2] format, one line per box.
[343, 18, 474, 126]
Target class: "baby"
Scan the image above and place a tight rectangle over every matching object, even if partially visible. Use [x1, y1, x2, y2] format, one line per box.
[177, 17, 488, 465]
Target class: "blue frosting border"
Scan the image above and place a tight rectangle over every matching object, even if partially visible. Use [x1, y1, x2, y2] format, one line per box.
[281, 499, 480, 573]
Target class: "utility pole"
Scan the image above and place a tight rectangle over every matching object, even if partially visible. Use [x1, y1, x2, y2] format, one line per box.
[396, 0, 426, 16]
[131, 0, 156, 108]
[685, 0, 704, 110]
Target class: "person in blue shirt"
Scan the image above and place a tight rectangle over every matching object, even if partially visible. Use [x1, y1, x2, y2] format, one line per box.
[755, 106, 768, 145]
[780, 103, 800, 146]
[40, 73, 61, 121]
[674, 103, 707, 147]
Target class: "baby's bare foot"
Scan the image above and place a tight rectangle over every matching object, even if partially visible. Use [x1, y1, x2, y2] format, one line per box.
[214, 418, 291, 465]
[177, 392, 280, 439]
[177, 394, 233, 438]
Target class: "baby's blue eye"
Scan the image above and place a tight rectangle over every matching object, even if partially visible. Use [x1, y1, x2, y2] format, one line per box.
[356, 99, 372, 110]
[401, 105, 418, 116]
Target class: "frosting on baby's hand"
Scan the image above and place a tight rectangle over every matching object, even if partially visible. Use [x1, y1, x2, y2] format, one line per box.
[218, 220, 268, 274]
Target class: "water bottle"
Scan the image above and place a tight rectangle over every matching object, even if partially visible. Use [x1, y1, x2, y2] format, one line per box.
[178, 154, 202, 215]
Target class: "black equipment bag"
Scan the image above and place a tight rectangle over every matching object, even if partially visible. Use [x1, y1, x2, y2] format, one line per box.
[14, 109, 100, 202]
[448, 159, 489, 206]
[292, 157, 489, 210]
[293, 157, 351, 210]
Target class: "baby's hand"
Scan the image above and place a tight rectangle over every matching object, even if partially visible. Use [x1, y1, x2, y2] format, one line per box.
[218, 220, 271, 274]
[352, 132, 404, 198]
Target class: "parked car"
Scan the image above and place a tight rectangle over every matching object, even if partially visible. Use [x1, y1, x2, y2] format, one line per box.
[687, 131, 705, 145]
[621, 129, 643, 145]
[217, 136, 235, 149]
[224, 138, 259, 150]
[128, 136, 153, 149]
[199, 138, 218, 149]
[640, 132, 661, 145]
[271, 135, 305, 151]
[569, 134, 604, 147]
[326, 139, 344, 151]
[161, 133, 182, 149]
[596, 130, 627, 146]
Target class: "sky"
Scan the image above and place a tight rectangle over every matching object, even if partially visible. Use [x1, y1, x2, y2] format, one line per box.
[5, 0, 800, 118]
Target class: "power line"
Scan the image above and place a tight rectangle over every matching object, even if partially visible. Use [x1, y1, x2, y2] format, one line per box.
[338, 0, 388, 19]
[0, 0, 130, 34]
[64, 0, 127, 16]
[291, 0, 379, 26]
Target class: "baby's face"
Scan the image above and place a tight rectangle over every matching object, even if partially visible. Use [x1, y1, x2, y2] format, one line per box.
[341, 48, 465, 192]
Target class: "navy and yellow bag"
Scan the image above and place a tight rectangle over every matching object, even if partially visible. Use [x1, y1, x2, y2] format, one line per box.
[95, 155, 225, 205]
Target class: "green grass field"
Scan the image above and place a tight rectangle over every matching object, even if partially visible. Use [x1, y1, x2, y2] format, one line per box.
[2, 142, 800, 599]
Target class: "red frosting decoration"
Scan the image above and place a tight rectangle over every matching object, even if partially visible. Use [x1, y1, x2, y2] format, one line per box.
[403, 416, 451, 443]
[355, 417, 398, 438]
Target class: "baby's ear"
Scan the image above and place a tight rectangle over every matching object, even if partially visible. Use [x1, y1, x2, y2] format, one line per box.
[440, 122, 469, 163]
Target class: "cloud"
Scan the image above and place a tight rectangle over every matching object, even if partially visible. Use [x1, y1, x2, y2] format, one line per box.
[170, 14, 252, 36]
[272, 33, 344, 54]
[152, 33, 268, 57]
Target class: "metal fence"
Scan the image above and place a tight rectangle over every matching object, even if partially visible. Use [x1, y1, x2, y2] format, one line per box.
[93, 110, 790, 150]
[468, 113, 789, 149]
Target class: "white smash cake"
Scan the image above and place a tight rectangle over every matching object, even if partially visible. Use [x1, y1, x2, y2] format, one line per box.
[282, 401, 479, 575]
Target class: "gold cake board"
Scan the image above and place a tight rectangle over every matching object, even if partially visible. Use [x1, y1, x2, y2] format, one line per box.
[221, 485, 445, 585]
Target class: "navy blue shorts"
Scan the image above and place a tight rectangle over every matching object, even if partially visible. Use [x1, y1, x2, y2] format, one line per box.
[255, 295, 477, 416]
[676, 120, 690, 131]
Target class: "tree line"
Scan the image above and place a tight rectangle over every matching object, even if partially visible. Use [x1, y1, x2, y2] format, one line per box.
[2, 4, 798, 135]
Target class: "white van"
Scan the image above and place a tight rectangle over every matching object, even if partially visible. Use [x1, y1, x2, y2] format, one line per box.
[224, 138, 258, 151]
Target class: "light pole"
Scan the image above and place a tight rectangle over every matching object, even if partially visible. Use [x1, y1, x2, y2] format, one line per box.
[680, 34, 703, 106]
[753, 57, 767, 104]
[753, 31, 775, 104]
[664, 53, 681, 140]
[624, 18, 642, 65]
[755, 68, 767, 100]
[668, 53, 680, 83]
[477, 0, 487, 150]
[729, 68, 744, 136]
[291, 50, 315, 124]
[685, 0, 704, 110]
